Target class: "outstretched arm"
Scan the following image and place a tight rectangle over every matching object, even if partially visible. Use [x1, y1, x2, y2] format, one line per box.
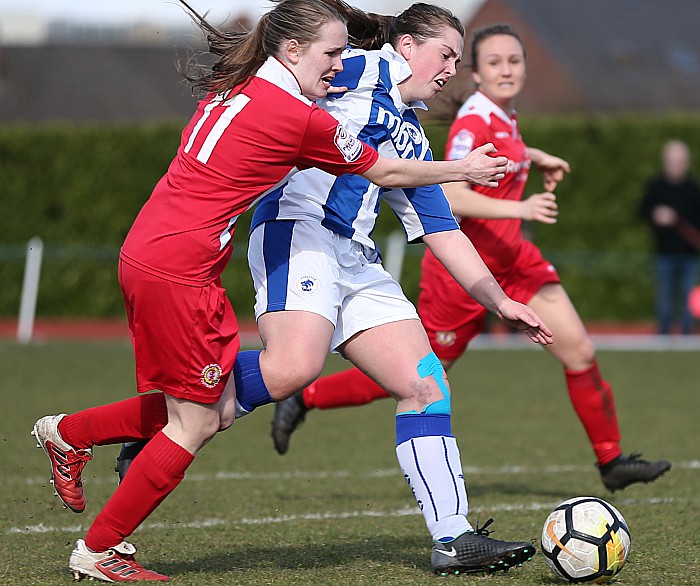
[423, 230, 553, 345]
[362, 143, 508, 189]
[442, 182, 559, 224]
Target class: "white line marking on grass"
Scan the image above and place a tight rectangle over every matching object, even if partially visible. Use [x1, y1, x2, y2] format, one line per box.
[7, 496, 695, 536]
[21, 460, 700, 486]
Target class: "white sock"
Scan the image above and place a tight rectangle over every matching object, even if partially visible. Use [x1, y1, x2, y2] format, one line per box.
[396, 434, 471, 541]
[234, 398, 251, 419]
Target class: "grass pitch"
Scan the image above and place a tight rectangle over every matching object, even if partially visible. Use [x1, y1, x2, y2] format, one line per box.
[0, 339, 698, 585]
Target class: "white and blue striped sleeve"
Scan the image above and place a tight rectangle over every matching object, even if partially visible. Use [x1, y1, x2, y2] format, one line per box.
[382, 182, 459, 244]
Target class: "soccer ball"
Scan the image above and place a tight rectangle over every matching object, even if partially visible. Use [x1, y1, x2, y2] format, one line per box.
[541, 496, 631, 583]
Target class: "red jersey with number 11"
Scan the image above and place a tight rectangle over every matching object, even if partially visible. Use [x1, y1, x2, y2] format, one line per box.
[120, 56, 378, 286]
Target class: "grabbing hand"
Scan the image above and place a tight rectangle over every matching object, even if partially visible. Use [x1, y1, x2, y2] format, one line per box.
[326, 85, 349, 95]
[462, 143, 508, 188]
[496, 299, 554, 345]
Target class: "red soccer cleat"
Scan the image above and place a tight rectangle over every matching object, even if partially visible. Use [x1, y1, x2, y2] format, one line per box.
[32, 414, 93, 513]
[69, 539, 170, 582]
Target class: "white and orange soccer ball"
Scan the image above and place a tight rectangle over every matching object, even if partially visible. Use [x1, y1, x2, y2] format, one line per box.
[541, 496, 631, 583]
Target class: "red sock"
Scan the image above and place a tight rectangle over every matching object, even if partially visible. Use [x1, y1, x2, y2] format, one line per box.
[303, 367, 390, 410]
[85, 431, 193, 552]
[57, 393, 168, 449]
[565, 361, 622, 466]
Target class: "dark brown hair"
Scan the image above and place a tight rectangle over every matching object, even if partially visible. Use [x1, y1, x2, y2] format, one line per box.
[179, 0, 348, 95]
[470, 23, 525, 70]
[332, 2, 464, 51]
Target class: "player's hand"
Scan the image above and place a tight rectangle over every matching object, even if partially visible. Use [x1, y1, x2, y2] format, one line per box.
[521, 192, 558, 224]
[534, 154, 570, 191]
[461, 143, 508, 188]
[326, 85, 349, 95]
[496, 299, 554, 345]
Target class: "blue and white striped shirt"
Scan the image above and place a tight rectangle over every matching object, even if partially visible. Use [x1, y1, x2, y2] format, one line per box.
[250, 44, 458, 250]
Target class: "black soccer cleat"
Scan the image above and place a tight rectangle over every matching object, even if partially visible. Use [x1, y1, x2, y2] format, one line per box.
[598, 452, 672, 492]
[431, 518, 536, 576]
[271, 392, 308, 455]
[115, 440, 148, 483]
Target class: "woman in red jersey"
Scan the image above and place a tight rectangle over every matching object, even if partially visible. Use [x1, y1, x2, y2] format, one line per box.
[29, 3, 529, 581]
[272, 23, 671, 494]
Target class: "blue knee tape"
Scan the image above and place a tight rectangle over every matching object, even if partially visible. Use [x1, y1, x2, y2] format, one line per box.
[398, 352, 451, 416]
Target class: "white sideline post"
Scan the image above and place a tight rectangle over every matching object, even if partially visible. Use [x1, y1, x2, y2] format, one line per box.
[17, 236, 44, 344]
[384, 231, 406, 282]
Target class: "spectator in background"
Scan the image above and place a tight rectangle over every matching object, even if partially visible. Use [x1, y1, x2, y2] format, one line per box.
[639, 139, 700, 335]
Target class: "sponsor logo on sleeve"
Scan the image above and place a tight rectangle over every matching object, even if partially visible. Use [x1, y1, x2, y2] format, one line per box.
[447, 129, 475, 160]
[334, 124, 363, 162]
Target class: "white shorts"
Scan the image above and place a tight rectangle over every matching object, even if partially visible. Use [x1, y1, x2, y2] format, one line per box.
[248, 219, 419, 352]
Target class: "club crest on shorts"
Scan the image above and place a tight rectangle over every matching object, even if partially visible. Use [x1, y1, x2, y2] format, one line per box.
[435, 330, 456, 347]
[200, 363, 223, 388]
[295, 275, 320, 295]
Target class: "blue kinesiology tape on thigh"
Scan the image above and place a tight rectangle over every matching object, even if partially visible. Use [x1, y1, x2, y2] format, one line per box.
[397, 352, 451, 417]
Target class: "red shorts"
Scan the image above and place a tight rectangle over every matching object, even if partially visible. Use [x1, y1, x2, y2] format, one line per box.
[118, 260, 239, 404]
[418, 240, 559, 361]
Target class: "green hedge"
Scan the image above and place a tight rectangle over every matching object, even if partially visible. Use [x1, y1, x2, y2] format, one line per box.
[3, 116, 700, 320]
